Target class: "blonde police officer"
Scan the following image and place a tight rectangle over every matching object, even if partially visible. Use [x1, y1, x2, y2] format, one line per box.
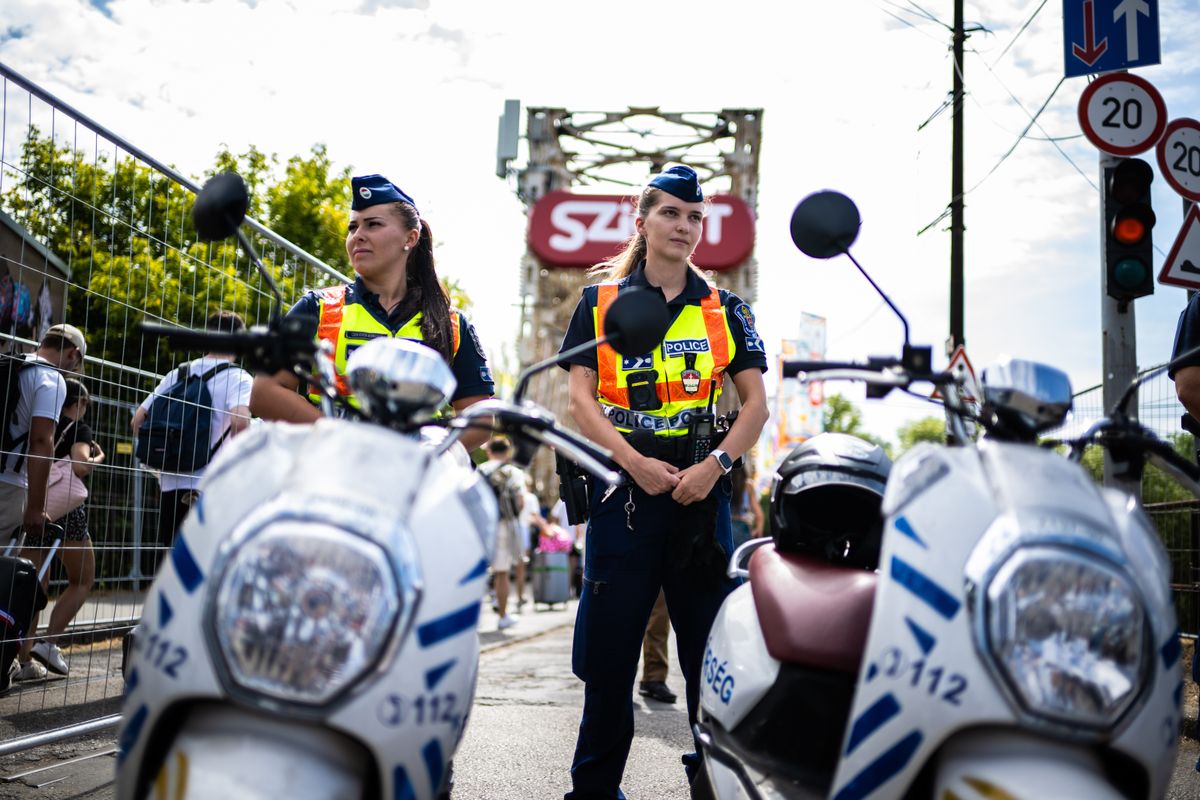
[558, 165, 769, 799]
[250, 175, 494, 452]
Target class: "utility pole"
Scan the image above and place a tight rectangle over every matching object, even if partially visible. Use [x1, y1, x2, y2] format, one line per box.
[949, 0, 965, 355]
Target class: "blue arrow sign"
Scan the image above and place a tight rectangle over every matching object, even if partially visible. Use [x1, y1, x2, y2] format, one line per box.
[1063, 0, 1160, 78]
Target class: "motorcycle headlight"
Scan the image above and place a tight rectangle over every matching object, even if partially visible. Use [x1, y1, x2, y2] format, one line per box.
[985, 546, 1146, 730]
[213, 522, 403, 705]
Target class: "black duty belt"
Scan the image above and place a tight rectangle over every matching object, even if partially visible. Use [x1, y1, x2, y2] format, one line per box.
[621, 431, 694, 464]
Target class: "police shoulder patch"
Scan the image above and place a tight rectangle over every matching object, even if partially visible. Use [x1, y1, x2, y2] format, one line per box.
[734, 302, 765, 353]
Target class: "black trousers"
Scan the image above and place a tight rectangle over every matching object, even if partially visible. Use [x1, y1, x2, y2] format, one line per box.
[143, 488, 197, 580]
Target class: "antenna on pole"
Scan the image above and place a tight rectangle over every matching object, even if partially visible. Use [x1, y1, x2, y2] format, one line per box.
[496, 99, 520, 179]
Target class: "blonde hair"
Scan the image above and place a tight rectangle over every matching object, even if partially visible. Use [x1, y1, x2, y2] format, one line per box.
[588, 186, 709, 283]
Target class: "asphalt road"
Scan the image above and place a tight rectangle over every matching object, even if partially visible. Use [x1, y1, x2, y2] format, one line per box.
[1, 607, 1199, 799]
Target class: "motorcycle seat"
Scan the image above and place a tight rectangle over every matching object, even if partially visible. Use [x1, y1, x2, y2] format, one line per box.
[749, 544, 876, 674]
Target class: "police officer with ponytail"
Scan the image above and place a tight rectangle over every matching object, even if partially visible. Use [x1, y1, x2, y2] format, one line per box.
[558, 165, 769, 799]
[251, 175, 494, 451]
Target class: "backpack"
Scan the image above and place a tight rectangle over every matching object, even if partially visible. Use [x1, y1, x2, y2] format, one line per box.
[135, 362, 237, 473]
[0, 354, 33, 474]
[484, 463, 524, 522]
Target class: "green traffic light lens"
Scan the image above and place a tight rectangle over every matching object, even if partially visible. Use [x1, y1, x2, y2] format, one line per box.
[1114, 258, 1148, 288]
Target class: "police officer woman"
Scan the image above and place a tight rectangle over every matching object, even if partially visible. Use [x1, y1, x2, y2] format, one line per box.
[558, 165, 769, 799]
[250, 175, 494, 450]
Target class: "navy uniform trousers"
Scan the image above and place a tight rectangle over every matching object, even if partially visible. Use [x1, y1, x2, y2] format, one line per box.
[566, 476, 737, 800]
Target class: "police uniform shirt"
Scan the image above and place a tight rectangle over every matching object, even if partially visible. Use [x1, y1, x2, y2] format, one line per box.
[557, 264, 768, 377]
[1170, 291, 1200, 379]
[289, 277, 496, 400]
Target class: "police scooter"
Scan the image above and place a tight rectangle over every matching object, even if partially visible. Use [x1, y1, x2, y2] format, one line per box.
[693, 190, 1193, 800]
[115, 173, 671, 800]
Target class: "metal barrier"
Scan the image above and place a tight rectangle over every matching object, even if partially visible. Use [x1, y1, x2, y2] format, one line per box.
[0, 61, 342, 752]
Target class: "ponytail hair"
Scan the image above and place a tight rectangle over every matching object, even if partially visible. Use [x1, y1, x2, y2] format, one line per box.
[388, 202, 454, 362]
[588, 186, 708, 283]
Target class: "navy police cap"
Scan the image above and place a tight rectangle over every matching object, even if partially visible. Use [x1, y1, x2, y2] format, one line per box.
[648, 165, 703, 203]
[351, 174, 419, 213]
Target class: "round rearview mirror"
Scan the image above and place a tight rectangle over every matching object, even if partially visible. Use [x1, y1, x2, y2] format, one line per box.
[790, 190, 860, 259]
[193, 172, 250, 242]
[604, 288, 669, 357]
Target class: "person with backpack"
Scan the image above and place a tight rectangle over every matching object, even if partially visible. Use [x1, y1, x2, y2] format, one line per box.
[478, 437, 526, 630]
[131, 311, 253, 580]
[0, 324, 85, 545]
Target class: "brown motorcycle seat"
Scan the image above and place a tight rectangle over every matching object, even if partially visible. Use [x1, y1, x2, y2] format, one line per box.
[748, 543, 877, 674]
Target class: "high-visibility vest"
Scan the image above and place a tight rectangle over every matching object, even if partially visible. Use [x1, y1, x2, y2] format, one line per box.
[310, 284, 461, 403]
[594, 281, 733, 438]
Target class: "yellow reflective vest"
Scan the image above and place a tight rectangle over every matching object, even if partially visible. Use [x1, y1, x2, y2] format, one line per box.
[593, 281, 734, 438]
[310, 284, 461, 404]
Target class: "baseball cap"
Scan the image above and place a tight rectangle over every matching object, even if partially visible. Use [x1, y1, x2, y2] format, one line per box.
[43, 323, 87, 359]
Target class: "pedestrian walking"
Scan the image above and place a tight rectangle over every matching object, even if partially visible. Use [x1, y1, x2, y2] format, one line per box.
[479, 437, 526, 630]
[132, 311, 253, 579]
[557, 165, 770, 798]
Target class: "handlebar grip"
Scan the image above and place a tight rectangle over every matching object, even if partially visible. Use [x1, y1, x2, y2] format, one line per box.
[781, 360, 874, 378]
[138, 321, 251, 353]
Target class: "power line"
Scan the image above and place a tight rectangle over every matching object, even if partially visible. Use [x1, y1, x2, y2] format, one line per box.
[990, 0, 1048, 67]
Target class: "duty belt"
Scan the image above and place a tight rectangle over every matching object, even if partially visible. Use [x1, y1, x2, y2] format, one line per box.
[621, 430, 694, 464]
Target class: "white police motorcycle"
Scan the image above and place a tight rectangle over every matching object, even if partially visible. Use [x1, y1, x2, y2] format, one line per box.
[115, 174, 669, 800]
[693, 190, 1196, 800]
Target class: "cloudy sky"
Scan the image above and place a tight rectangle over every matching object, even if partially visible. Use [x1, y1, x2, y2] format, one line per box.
[2, 0, 1198, 440]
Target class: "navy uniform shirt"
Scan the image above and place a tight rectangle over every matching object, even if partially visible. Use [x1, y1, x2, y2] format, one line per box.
[289, 277, 495, 401]
[1170, 292, 1200, 380]
[558, 264, 768, 378]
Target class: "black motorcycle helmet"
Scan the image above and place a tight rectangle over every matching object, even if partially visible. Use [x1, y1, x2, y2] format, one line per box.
[770, 432, 892, 570]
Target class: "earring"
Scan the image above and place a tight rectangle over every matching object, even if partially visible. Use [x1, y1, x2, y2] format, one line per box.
[403, 245, 410, 251]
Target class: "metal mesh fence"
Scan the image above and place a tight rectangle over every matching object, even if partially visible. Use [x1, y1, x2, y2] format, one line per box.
[0, 63, 343, 740]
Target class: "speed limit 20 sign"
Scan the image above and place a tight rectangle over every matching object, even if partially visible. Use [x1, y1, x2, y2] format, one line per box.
[1078, 72, 1167, 156]
[1156, 118, 1200, 202]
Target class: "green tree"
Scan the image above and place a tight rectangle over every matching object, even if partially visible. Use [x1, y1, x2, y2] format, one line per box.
[821, 393, 892, 453]
[896, 417, 946, 455]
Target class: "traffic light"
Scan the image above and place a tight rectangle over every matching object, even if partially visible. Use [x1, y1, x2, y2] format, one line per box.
[1104, 158, 1156, 306]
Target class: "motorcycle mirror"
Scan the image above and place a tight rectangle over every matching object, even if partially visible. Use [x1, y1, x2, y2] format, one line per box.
[191, 171, 285, 322]
[603, 288, 670, 357]
[193, 172, 249, 242]
[790, 190, 860, 259]
[511, 289, 670, 404]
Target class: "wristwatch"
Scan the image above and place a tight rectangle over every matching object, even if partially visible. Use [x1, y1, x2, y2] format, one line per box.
[709, 449, 734, 475]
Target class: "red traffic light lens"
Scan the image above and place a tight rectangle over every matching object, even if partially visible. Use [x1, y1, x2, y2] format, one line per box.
[1113, 216, 1147, 245]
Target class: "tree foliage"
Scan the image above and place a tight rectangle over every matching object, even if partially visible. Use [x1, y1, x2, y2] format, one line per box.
[821, 393, 892, 453]
[896, 417, 946, 455]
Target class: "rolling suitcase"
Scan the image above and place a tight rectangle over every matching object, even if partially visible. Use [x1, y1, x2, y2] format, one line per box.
[1, 526, 62, 690]
[531, 550, 570, 607]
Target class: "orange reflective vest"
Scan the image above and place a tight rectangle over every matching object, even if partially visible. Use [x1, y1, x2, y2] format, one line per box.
[594, 281, 733, 437]
[311, 284, 461, 402]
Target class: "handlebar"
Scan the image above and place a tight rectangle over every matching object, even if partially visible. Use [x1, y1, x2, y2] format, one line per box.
[139, 317, 318, 375]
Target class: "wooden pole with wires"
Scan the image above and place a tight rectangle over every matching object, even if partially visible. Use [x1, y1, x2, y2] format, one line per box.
[950, 0, 965, 355]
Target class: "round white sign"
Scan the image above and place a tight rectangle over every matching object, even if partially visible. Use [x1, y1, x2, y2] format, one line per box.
[1156, 118, 1200, 202]
[1078, 73, 1167, 157]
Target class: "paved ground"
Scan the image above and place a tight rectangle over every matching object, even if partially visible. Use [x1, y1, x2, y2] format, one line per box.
[0, 595, 1198, 799]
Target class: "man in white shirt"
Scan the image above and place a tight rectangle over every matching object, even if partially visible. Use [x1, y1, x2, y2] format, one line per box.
[0, 324, 85, 543]
[131, 312, 253, 579]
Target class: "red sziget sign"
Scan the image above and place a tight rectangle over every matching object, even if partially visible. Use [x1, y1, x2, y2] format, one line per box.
[527, 191, 755, 270]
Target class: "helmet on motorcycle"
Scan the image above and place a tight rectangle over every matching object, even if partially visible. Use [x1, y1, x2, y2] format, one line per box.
[770, 432, 892, 570]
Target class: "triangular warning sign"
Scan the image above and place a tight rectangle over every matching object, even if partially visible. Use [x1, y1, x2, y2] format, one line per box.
[1159, 204, 1200, 290]
[931, 345, 981, 403]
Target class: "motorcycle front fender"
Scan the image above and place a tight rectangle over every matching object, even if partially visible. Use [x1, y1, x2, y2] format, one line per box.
[934, 728, 1131, 800]
[139, 705, 373, 800]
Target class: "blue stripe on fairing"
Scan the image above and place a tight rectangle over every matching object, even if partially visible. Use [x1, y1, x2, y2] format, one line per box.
[460, 558, 488, 584]
[832, 730, 923, 800]
[417, 603, 482, 648]
[904, 617, 935, 654]
[893, 516, 926, 548]
[393, 766, 416, 800]
[423, 739, 444, 796]
[844, 694, 901, 755]
[195, 495, 205, 524]
[1161, 631, 1182, 669]
[116, 704, 148, 766]
[159, 593, 173, 628]
[170, 535, 204, 594]
[425, 659, 456, 690]
[125, 667, 139, 696]
[890, 557, 960, 620]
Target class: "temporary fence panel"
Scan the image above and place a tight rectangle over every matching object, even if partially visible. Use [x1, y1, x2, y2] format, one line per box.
[0, 62, 344, 748]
